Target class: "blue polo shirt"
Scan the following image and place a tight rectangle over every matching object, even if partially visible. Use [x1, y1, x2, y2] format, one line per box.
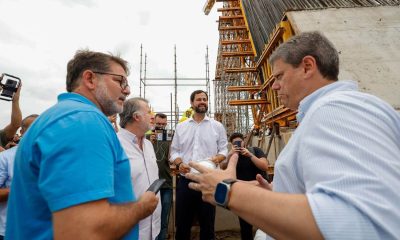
[6, 93, 138, 240]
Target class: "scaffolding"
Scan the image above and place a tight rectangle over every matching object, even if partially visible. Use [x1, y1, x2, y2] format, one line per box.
[211, 0, 271, 136]
[139, 45, 211, 129]
[204, 0, 400, 148]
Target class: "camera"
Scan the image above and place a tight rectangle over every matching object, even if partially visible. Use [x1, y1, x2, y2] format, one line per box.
[154, 127, 167, 141]
[0, 73, 21, 101]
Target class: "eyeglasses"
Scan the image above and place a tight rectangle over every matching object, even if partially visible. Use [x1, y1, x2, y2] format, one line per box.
[93, 71, 130, 90]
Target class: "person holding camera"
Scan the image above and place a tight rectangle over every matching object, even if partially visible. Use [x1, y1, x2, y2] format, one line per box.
[151, 113, 173, 240]
[0, 80, 22, 150]
[221, 132, 268, 240]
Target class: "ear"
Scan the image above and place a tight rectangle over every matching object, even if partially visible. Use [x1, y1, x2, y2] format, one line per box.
[132, 112, 140, 122]
[301, 55, 317, 77]
[81, 70, 97, 90]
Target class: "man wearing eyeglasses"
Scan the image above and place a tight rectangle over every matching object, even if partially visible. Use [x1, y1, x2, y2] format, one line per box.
[6, 50, 158, 240]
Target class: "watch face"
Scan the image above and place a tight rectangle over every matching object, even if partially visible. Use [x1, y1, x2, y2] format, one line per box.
[215, 183, 229, 205]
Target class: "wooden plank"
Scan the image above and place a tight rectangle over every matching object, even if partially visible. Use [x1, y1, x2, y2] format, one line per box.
[225, 67, 257, 73]
[219, 26, 248, 31]
[221, 39, 251, 45]
[255, 27, 284, 69]
[219, 15, 244, 20]
[227, 85, 262, 92]
[217, 7, 241, 12]
[229, 99, 269, 105]
[221, 51, 254, 57]
[257, 75, 275, 94]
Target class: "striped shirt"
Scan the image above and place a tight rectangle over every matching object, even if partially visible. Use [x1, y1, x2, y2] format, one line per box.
[273, 81, 400, 239]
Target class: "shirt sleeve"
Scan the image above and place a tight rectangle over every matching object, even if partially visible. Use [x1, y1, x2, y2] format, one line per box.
[36, 112, 116, 212]
[169, 125, 181, 162]
[216, 122, 228, 157]
[0, 152, 9, 187]
[300, 101, 399, 239]
[254, 147, 266, 158]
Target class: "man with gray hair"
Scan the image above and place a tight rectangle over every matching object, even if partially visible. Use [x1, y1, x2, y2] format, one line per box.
[6, 50, 158, 240]
[118, 97, 161, 240]
[185, 31, 400, 239]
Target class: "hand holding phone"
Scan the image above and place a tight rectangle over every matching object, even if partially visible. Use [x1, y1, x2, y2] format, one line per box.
[146, 179, 166, 194]
[233, 140, 242, 148]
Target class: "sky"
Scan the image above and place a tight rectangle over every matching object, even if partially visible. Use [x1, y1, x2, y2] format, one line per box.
[0, 0, 221, 128]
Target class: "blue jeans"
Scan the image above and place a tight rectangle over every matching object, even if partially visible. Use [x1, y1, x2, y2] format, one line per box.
[156, 188, 173, 240]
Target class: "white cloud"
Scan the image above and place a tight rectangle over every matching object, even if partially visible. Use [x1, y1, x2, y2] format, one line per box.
[0, 0, 221, 128]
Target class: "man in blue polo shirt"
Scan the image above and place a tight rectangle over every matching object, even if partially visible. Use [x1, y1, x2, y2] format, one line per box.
[6, 50, 159, 239]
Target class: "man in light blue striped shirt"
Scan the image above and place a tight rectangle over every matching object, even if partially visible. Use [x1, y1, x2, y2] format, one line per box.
[185, 31, 400, 239]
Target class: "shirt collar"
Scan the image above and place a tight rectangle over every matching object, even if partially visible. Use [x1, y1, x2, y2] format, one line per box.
[296, 80, 358, 122]
[119, 128, 141, 143]
[58, 92, 98, 109]
[188, 115, 210, 123]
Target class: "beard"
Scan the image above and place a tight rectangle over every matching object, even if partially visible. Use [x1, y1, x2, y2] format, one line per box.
[95, 82, 123, 116]
[194, 104, 208, 113]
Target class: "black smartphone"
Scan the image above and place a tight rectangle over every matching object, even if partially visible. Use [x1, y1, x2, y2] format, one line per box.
[146, 179, 166, 194]
[233, 140, 242, 148]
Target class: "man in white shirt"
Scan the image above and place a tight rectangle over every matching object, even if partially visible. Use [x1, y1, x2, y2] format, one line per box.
[118, 98, 161, 240]
[0, 114, 38, 239]
[170, 90, 228, 240]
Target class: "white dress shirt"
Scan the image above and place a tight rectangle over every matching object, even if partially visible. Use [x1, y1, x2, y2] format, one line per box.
[170, 116, 228, 164]
[117, 128, 161, 240]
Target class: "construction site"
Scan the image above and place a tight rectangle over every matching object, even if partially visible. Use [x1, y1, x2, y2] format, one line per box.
[204, 0, 399, 160]
[149, 0, 400, 239]
[2, 1, 400, 239]
[140, 0, 399, 158]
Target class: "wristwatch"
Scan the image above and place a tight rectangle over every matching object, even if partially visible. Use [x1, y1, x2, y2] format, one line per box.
[214, 179, 237, 209]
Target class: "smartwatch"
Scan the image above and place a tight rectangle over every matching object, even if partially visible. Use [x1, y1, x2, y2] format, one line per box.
[214, 179, 237, 209]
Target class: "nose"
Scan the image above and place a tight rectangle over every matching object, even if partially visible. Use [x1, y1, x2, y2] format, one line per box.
[123, 86, 131, 96]
[272, 80, 280, 90]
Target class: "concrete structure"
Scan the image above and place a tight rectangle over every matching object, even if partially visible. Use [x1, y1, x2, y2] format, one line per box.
[287, 6, 400, 110]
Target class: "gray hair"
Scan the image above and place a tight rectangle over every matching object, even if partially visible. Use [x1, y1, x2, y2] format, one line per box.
[119, 97, 148, 128]
[270, 31, 339, 81]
